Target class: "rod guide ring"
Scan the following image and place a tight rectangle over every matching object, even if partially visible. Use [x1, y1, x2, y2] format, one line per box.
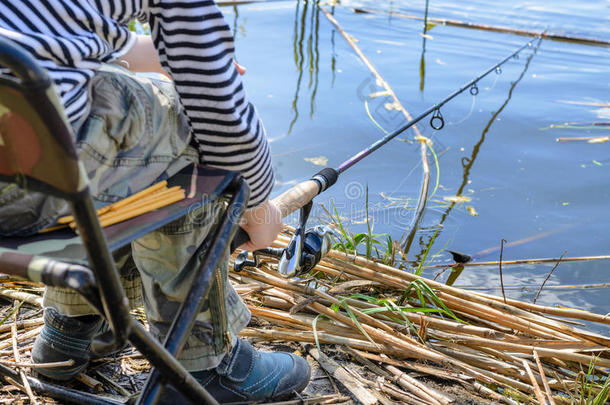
[430, 109, 445, 130]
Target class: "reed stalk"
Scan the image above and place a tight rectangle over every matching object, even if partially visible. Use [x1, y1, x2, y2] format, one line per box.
[351, 7, 610, 47]
[319, 6, 431, 255]
[325, 252, 610, 328]
[11, 303, 37, 404]
[246, 233, 609, 400]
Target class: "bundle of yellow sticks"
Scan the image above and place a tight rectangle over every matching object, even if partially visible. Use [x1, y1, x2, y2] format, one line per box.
[40, 181, 185, 233]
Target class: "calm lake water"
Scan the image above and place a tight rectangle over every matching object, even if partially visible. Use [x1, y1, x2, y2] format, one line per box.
[220, 0, 610, 332]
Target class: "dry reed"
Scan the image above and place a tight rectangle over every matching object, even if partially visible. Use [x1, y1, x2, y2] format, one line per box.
[235, 229, 610, 404]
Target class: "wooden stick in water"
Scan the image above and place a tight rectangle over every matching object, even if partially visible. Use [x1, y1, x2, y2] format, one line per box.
[352, 7, 610, 47]
[557, 100, 610, 107]
[319, 7, 421, 133]
[556, 136, 610, 142]
[534, 250, 566, 304]
[499, 239, 507, 304]
[462, 283, 610, 291]
[426, 254, 610, 268]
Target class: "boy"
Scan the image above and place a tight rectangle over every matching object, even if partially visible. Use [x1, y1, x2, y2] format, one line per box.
[0, 0, 310, 402]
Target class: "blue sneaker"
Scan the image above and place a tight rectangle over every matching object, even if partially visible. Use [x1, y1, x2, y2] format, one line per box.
[160, 338, 311, 403]
[31, 308, 108, 380]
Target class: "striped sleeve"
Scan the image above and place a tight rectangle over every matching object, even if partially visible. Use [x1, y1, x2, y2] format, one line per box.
[142, 0, 274, 208]
[88, 0, 137, 61]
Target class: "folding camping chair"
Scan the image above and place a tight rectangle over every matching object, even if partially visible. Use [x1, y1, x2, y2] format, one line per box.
[0, 35, 250, 405]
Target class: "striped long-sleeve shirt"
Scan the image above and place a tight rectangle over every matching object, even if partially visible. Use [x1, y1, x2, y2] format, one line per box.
[0, 0, 273, 207]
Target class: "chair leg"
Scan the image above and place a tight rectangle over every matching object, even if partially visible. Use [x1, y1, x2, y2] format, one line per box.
[136, 178, 249, 405]
[128, 321, 219, 404]
[71, 192, 131, 352]
[42, 270, 221, 405]
[5, 180, 249, 404]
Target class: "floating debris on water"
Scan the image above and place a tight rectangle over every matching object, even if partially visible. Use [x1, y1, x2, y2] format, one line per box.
[372, 39, 405, 46]
[595, 107, 610, 119]
[556, 135, 610, 142]
[443, 195, 472, 203]
[557, 100, 610, 107]
[466, 205, 478, 216]
[369, 90, 391, 98]
[384, 102, 402, 111]
[304, 156, 329, 166]
[588, 137, 609, 143]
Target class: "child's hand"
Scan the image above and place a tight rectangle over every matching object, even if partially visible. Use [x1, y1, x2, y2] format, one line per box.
[234, 60, 246, 75]
[239, 200, 282, 251]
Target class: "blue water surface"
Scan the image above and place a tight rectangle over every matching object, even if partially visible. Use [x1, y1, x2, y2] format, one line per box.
[221, 0, 610, 331]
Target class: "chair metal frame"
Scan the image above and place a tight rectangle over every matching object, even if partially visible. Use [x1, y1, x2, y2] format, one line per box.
[0, 35, 249, 405]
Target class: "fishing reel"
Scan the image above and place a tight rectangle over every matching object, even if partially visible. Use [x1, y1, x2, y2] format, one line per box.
[234, 202, 334, 278]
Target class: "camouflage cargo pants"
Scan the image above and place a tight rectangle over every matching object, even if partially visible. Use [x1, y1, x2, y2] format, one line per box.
[0, 65, 250, 371]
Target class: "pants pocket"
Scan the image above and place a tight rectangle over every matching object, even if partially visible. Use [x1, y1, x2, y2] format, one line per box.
[76, 67, 193, 202]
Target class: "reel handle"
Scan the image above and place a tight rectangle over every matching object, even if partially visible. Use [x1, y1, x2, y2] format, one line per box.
[230, 228, 250, 252]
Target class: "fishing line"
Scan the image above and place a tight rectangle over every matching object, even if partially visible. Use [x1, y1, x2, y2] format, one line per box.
[335, 37, 538, 174]
[448, 93, 476, 126]
[487, 69, 501, 91]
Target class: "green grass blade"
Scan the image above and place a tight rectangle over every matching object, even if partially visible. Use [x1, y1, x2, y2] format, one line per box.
[426, 141, 440, 199]
[384, 299, 425, 343]
[415, 229, 439, 276]
[349, 293, 378, 303]
[0, 301, 23, 327]
[365, 185, 373, 259]
[593, 376, 610, 405]
[364, 99, 390, 134]
[415, 287, 427, 309]
[331, 200, 356, 253]
[413, 279, 463, 323]
[341, 299, 375, 344]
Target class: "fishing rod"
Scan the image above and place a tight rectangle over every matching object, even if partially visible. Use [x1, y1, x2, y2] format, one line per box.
[232, 36, 539, 277]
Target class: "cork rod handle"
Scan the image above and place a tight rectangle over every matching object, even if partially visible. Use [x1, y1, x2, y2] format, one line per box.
[230, 167, 339, 252]
[271, 179, 320, 218]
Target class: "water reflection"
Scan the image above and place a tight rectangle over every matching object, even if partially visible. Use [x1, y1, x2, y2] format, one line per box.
[419, 0, 430, 92]
[288, 0, 321, 134]
[310, 3, 320, 117]
[412, 38, 543, 271]
[330, 3, 337, 86]
[232, 6, 239, 44]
